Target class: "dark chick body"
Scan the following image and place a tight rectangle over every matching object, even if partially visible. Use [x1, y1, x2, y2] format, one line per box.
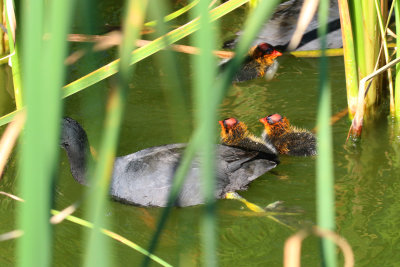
[61, 117, 278, 207]
[259, 114, 316, 156]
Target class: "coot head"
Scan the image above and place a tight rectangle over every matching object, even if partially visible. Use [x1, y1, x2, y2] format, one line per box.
[61, 117, 90, 185]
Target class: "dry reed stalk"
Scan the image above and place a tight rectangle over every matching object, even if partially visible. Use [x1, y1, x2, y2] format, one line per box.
[0, 111, 25, 178]
[283, 227, 354, 267]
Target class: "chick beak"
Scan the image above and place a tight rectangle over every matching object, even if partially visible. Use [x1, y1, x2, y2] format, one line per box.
[218, 120, 225, 130]
[259, 117, 268, 125]
[273, 50, 282, 57]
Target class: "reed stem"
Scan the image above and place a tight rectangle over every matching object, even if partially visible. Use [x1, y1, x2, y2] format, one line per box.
[395, 0, 400, 120]
[316, 0, 336, 266]
[4, 0, 22, 109]
[338, 0, 358, 117]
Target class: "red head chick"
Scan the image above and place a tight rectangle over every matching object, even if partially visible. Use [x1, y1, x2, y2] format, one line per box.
[259, 113, 317, 156]
[219, 118, 248, 146]
[251, 43, 283, 61]
[259, 113, 290, 138]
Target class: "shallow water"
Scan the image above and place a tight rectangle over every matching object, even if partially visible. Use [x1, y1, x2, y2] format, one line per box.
[1, 3, 400, 267]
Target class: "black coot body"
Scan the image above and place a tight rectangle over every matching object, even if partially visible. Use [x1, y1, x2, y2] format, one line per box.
[61, 118, 278, 207]
[224, 0, 341, 51]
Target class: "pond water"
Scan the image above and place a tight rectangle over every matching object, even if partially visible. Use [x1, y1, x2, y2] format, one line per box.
[1, 3, 400, 267]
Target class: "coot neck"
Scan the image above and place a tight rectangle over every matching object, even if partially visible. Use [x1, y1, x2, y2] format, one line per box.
[63, 142, 90, 185]
[61, 120, 93, 186]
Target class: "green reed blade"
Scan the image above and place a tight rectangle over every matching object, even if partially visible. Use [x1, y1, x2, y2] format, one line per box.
[17, 0, 75, 266]
[338, 0, 358, 118]
[144, 0, 200, 27]
[349, 0, 366, 78]
[316, 0, 336, 266]
[4, 0, 22, 109]
[362, 0, 380, 113]
[0, 109, 19, 126]
[83, 1, 148, 267]
[374, 0, 394, 115]
[191, 0, 218, 265]
[396, 0, 400, 120]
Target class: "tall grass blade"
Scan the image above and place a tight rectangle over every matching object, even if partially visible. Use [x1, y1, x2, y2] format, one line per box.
[316, 0, 336, 266]
[83, 1, 148, 267]
[374, 0, 394, 115]
[338, 0, 358, 117]
[191, 0, 217, 265]
[17, 0, 75, 266]
[396, 0, 400, 120]
[0, 109, 20, 127]
[348, 0, 366, 77]
[4, 0, 22, 109]
[361, 0, 380, 114]
[144, 0, 200, 27]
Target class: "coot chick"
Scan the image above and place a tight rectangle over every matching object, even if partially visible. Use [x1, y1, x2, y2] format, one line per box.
[220, 117, 278, 156]
[220, 42, 282, 82]
[259, 114, 317, 156]
[224, 0, 341, 51]
[61, 117, 278, 207]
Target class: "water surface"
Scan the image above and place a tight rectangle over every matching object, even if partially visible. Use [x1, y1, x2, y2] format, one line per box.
[1, 3, 400, 267]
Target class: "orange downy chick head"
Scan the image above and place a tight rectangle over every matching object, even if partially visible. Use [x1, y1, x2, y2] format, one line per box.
[219, 118, 248, 145]
[259, 113, 290, 137]
[252, 43, 283, 60]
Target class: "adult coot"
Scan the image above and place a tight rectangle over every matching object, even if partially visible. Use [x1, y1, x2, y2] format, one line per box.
[259, 113, 317, 156]
[224, 0, 341, 51]
[61, 117, 278, 207]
